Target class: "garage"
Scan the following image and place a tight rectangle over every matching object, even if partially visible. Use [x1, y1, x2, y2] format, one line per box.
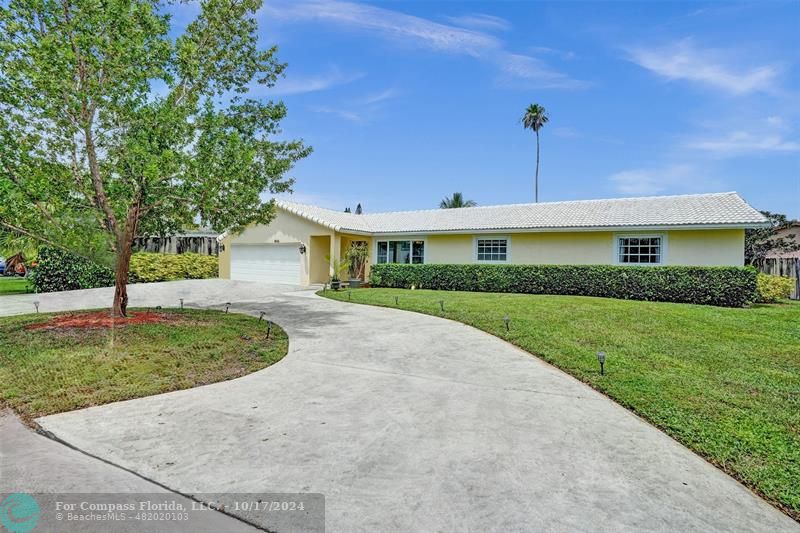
[230, 244, 301, 285]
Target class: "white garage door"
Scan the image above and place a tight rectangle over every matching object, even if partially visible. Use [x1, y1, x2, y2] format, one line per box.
[230, 244, 301, 285]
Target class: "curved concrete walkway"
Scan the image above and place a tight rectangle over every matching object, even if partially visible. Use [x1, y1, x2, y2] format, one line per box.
[2, 280, 796, 532]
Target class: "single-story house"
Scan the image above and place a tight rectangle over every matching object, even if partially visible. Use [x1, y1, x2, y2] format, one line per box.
[217, 192, 769, 285]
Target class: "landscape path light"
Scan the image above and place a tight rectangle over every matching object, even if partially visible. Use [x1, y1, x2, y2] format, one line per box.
[179, 298, 184, 310]
[258, 311, 266, 322]
[438, 300, 445, 312]
[224, 302, 231, 314]
[596, 351, 607, 375]
[33, 301, 40, 313]
[503, 315, 510, 332]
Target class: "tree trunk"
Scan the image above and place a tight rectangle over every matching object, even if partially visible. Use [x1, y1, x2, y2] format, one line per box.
[112, 235, 133, 317]
[535, 130, 540, 203]
[112, 202, 141, 317]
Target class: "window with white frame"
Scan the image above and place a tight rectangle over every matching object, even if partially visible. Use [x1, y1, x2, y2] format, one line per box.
[617, 236, 663, 264]
[476, 238, 508, 262]
[376, 240, 425, 264]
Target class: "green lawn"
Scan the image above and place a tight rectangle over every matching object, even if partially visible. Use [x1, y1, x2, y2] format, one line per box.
[0, 277, 30, 295]
[0, 309, 287, 420]
[320, 288, 800, 519]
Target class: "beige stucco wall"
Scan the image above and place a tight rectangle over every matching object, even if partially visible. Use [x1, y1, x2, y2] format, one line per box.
[666, 229, 744, 266]
[309, 235, 331, 283]
[422, 229, 745, 266]
[222, 215, 747, 283]
[425, 232, 615, 264]
[218, 210, 334, 284]
[512, 232, 616, 264]
[218, 235, 232, 279]
[426, 235, 474, 263]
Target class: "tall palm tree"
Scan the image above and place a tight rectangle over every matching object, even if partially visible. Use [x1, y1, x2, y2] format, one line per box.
[439, 192, 477, 209]
[521, 103, 549, 203]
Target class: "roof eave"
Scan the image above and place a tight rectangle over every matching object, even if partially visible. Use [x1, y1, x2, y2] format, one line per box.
[276, 201, 343, 232]
[369, 222, 770, 236]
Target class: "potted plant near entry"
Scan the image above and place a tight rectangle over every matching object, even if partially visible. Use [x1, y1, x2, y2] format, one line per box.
[326, 255, 350, 290]
[345, 242, 369, 288]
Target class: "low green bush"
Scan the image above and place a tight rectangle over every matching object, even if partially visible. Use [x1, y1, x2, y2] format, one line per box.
[129, 252, 218, 282]
[29, 247, 115, 293]
[755, 273, 794, 303]
[370, 263, 758, 307]
[30, 248, 219, 292]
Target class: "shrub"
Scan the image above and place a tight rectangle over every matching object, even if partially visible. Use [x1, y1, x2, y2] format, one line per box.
[755, 273, 794, 303]
[29, 247, 115, 293]
[370, 264, 759, 307]
[30, 248, 219, 293]
[129, 252, 218, 282]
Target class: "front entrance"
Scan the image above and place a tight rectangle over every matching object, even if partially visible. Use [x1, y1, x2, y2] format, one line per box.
[309, 235, 332, 284]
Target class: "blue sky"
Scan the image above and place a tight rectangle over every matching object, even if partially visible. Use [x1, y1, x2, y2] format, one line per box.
[206, 1, 799, 216]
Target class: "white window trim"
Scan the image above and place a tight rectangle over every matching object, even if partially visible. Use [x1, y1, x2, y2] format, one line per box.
[374, 237, 427, 265]
[473, 235, 511, 263]
[613, 233, 667, 266]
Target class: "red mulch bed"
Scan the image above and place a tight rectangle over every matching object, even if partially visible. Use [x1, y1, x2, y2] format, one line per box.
[27, 311, 176, 331]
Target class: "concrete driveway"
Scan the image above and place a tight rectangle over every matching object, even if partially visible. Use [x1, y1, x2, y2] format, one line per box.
[2, 280, 796, 532]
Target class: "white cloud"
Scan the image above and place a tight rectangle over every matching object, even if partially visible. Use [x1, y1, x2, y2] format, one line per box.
[265, 66, 364, 96]
[626, 39, 780, 95]
[766, 115, 785, 127]
[265, 0, 584, 89]
[444, 13, 511, 32]
[307, 88, 400, 123]
[361, 88, 399, 105]
[265, 0, 497, 57]
[683, 115, 800, 156]
[609, 164, 723, 195]
[686, 131, 800, 154]
[552, 127, 581, 138]
[307, 105, 363, 122]
[529, 46, 576, 61]
[496, 53, 589, 89]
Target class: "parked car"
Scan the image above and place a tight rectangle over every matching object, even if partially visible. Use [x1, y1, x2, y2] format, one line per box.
[2, 253, 27, 277]
[0, 257, 5, 275]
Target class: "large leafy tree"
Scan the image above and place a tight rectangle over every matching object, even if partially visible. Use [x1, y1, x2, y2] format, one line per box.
[521, 103, 549, 203]
[745, 211, 799, 266]
[0, 0, 310, 315]
[439, 192, 476, 209]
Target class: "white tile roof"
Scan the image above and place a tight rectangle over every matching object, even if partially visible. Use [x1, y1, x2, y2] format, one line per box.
[276, 192, 769, 235]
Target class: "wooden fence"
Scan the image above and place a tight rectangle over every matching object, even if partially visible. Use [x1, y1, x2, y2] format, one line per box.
[133, 235, 219, 256]
[759, 257, 800, 300]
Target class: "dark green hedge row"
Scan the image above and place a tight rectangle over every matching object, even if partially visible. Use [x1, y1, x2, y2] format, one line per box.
[30, 247, 220, 293]
[369, 264, 758, 307]
[29, 247, 115, 293]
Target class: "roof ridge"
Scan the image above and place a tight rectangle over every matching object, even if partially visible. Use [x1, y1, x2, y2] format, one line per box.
[286, 191, 741, 217]
[272, 192, 767, 234]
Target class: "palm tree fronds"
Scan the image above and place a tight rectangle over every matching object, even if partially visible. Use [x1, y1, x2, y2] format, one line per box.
[440, 192, 477, 209]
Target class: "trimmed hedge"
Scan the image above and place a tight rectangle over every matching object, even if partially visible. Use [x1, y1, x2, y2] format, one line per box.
[30, 247, 218, 293]
[29, 247, 115, 293]
[755, 273, 794, 303]
[369, 263, 758, 307]
[129, 252, 218, 283]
